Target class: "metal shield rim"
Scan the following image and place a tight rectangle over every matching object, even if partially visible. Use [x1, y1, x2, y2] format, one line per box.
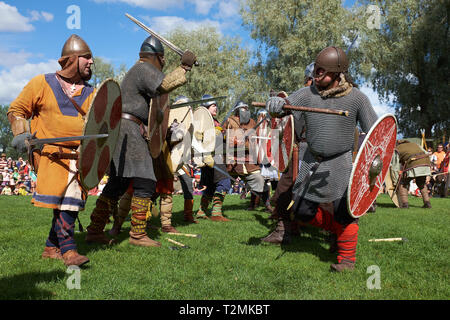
[347, 113, 398, 218]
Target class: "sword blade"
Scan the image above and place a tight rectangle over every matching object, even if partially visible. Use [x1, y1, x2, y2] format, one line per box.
[125, 13, 184, 56]
[170, 96, 227, 109]
[27, 134, 109, 146]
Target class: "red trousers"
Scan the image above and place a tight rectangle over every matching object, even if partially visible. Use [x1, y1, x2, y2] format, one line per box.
[309, 207, 359, 263]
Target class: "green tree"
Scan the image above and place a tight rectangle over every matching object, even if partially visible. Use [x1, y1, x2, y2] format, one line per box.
[0, 105, 25, 159]
[241, 0, 362, 92]
[163, 26, 267, 121]
[356, 0, 449, 139]
[90, 57, 127, 87]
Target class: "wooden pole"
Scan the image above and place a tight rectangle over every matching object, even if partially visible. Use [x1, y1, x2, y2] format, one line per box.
[251, 102, 349, 117]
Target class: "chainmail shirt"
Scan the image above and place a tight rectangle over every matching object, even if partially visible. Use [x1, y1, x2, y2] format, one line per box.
[112, 61, 165, 180]
[287, 85, 378, 203]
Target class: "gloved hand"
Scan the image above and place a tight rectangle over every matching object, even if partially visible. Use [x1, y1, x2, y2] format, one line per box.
[203, 154, 214, 168]
[11, 132, 31, 153]
[180, 50, 197, 71]
[169, 121, 186, 143]
[266, 96, 287, 117]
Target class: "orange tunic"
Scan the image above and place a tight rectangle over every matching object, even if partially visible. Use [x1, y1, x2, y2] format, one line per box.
[8, 73, 95, 211]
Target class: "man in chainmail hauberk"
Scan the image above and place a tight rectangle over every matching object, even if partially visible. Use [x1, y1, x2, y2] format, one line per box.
[266, 46, 378, 272]
[84, 35, 196, 247]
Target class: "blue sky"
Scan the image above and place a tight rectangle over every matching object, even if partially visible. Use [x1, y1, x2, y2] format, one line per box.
[0, 0, 394, 117]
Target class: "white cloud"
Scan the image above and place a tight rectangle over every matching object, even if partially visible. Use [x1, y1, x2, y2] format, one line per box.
[141, 15, 221, 34]
[29, 10, 54, 22]
[359, 84, 396, 118]
[0, 59, 60, 105]
[216, 0, 240, 18]
[188, 0, 218, 15]
[0, 2, 34, 32]
[0, 2, 54, 32]
[0, 50, 33, 68]
[93, 0, 185, 10]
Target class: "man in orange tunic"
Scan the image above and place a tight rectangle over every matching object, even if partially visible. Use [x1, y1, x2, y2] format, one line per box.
[8, 34, 96, 267]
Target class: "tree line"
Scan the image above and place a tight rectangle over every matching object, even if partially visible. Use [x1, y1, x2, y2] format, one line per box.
[1, 0, 448, 156]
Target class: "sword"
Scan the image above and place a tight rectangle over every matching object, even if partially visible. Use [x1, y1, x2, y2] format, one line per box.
[25, 133, 109, 147]
[170, 95, 227, 109]
[125, 13, 199, 66]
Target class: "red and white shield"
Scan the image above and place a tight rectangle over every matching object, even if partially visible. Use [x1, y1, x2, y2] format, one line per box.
[270, 115, 294, 172]
[148, 93, 170, 158]
[79, 79, 122, 190]
[348, 114, 397, 218]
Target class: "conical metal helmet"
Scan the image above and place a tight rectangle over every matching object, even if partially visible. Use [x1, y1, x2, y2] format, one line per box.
[61, 34, 92, 57]
[313, 46, 348, 76]
[140, 35, 164, 55]
[201, 94, 216, 108]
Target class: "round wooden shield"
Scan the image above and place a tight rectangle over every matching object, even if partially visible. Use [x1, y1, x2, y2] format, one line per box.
[255, 114, 271, 165]
[79, 79, 122, 190]
[270, 115, 294, 172]
[148, 93, 170, 158]
[169, 106, 193, 173]
[348, 114, 398, 218]
[192, 106, 215, 166]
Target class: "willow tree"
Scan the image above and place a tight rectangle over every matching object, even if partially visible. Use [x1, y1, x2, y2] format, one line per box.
[357, 0, 449, 139]
[241, 0, 362, 92]
[163, 26, 266, 120]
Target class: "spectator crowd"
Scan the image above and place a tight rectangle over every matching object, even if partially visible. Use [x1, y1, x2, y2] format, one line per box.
[0, 153, 36, 196]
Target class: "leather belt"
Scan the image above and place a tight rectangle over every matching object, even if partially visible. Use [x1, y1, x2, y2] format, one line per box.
[121, 113, 144, 126]
[121, 113, 148, 140]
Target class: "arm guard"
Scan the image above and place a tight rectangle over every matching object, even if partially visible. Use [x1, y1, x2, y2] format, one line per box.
[7, 113, 30, 136]
[159, 66, 187, 93]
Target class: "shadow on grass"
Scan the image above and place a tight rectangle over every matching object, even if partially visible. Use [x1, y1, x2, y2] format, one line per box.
[0, 270, 66, 299]
[247, 214, 336, 263]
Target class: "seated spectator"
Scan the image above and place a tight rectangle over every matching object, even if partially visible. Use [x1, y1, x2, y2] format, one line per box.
[1, 185, 12, 195]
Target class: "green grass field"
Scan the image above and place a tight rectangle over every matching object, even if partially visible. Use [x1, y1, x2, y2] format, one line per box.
[0, 194, 448, 300]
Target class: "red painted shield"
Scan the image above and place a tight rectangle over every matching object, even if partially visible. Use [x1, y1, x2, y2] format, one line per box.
[79, 79, 122, 190]
[348, 114, 397, 218]
[147, 93, 170, 158]
[270, 115, 294, 172]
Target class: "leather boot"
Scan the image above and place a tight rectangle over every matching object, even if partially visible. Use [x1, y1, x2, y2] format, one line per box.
[248, 193, 257, 210]
[330, 260, 355, 272]
[129, 197, 160, 247]
[109, 191, 132, 236]
[196, 194, 212, 219]
[398, 183, 409, 209]
[85, 195, 116, 244]
[160, 194, 179, 233]
[420, 185, 432, 208]
[261, 218, 291, 244]
[183, 199, 198, 223]
[129, 231, 161, 247]
[62, 250, 90, 267]
[41, 246, 63, 260]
